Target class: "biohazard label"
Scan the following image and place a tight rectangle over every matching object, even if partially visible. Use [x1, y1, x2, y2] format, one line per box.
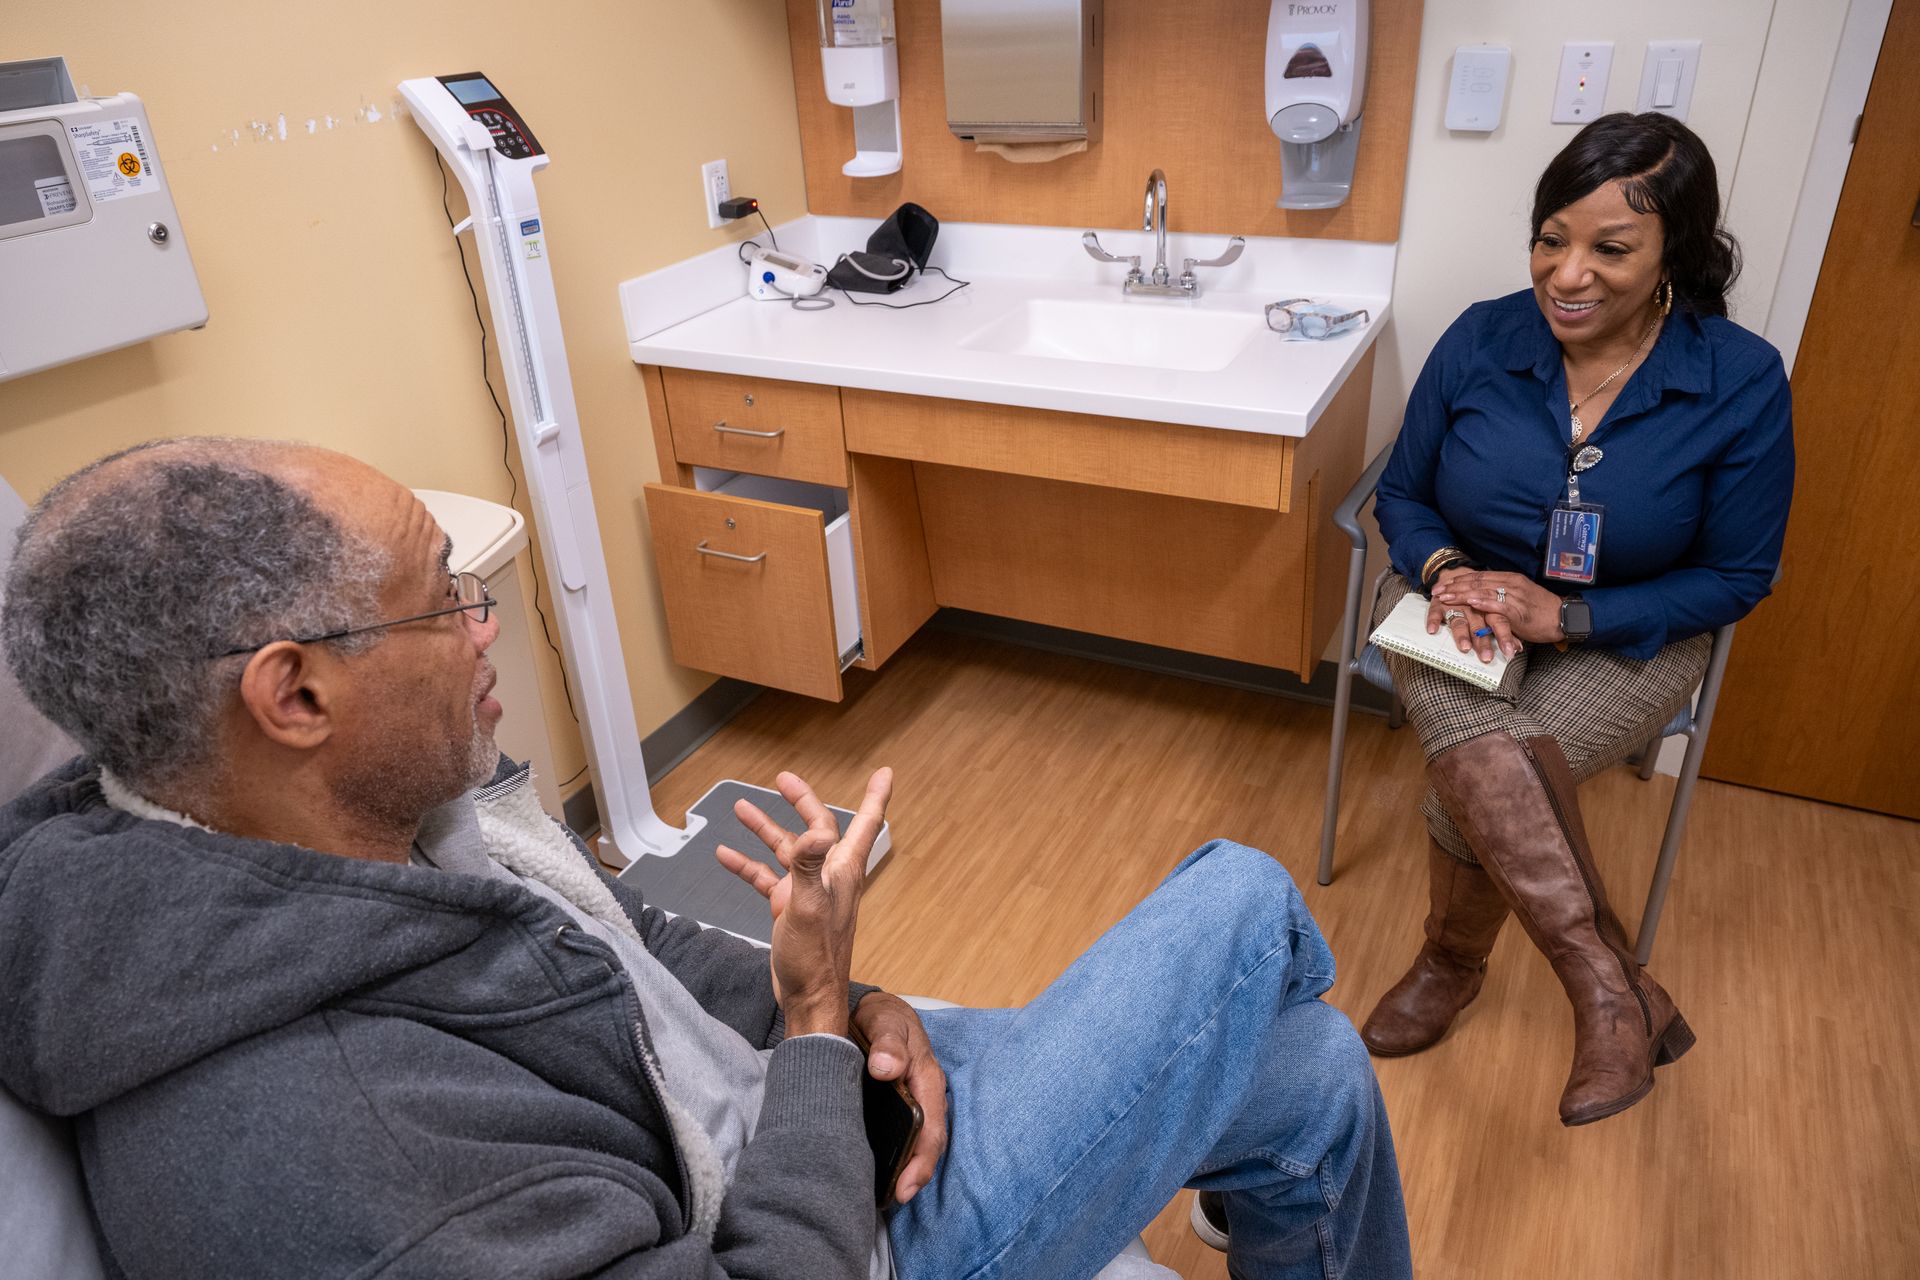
[66, 117, 161, 203]
[34, 176, 77, 216]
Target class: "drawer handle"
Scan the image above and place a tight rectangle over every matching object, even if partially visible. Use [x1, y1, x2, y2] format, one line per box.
[696, 540, 767, 564]
[713, 421, 785, 439]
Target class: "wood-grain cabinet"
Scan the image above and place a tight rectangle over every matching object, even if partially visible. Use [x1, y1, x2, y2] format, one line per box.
[639, 353, 1376, 701]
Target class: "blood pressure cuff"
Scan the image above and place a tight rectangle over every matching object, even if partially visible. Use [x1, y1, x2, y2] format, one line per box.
[827, 202, 939, 294]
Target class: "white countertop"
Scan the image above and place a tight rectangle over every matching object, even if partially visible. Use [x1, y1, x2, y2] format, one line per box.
[621, 217, 1395, 438]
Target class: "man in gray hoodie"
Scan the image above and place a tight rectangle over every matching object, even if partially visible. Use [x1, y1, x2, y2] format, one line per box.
[0, 438, 1411, 1279]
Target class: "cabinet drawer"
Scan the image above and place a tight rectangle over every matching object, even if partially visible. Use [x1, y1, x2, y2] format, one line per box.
[643, 477, 861, 701]
[842, 388, 1290, 510]
[662, 370, 848, 486]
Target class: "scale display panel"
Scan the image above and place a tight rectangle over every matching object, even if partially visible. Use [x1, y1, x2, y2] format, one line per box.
[434, 71, 542, 159]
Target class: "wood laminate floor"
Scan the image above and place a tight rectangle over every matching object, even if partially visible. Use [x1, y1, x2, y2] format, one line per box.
[646, 627, 1920, 1279]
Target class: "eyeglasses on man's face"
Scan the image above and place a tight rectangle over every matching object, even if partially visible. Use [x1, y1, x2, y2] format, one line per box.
[214, 571, 496, 659]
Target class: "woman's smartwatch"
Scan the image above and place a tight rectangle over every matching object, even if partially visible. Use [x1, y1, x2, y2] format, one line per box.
[1559, 595, 1593, 644]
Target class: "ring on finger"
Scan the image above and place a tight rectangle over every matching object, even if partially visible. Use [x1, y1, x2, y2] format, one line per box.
[1442, 609, 1465, 624]
[1495, 586, 1507, 604]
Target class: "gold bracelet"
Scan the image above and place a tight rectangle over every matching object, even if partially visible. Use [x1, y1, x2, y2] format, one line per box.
[1421, 546, 1464, 588]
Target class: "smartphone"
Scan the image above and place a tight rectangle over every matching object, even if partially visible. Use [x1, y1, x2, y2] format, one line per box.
[848, 1024, 925, 1207]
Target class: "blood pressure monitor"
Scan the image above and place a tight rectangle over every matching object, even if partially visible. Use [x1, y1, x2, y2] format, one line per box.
[434, 73, 542, 160]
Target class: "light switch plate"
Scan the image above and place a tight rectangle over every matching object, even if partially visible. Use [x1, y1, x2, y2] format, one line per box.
[1636, 39, 1702, 121]
[1446, 44, 1511, 132]
[1552, 41, 1614, 125]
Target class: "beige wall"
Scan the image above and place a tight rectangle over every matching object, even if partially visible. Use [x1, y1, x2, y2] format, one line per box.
[0, 0, 809, 796]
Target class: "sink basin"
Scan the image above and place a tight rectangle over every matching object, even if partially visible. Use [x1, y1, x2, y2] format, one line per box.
[959, 299, 1262, 373]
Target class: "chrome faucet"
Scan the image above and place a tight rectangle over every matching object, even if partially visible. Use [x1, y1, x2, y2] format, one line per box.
[1144, 168, 1171, 287]
[1083, 169, 1246, 299]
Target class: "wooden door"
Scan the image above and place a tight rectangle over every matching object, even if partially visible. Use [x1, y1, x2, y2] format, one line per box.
[1702, 0, 1920, 818]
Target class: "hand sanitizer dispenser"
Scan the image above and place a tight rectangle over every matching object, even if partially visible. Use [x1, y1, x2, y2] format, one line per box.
[1265, 0, 1369, 210]
[818, 0, 902, 177]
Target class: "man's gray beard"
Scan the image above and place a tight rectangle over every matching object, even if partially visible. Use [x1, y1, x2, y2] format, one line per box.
[333, 713, 500, 839]
[464, 727, 502, 789]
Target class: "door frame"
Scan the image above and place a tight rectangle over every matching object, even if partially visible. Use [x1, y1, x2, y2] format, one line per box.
[1764, 0, 1896, 374]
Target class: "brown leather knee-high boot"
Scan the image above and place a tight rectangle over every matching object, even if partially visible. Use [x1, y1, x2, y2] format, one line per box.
[1360, 840, 1509, 1056]
[1429, 730, 1695, 1126]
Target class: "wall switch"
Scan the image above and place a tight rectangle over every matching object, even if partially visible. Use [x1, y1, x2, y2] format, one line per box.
[1636, 39, 1702, 121]
[1552, 41, 1614, 124]
[1446, 44, 1511, 132]
[700, 159, 731, 230]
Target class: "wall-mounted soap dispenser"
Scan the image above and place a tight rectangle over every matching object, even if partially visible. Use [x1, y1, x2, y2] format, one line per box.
[1265, 0, 1369, 210]
[819, 0, 902, 176]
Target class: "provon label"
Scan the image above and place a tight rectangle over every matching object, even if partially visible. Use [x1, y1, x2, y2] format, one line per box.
[66, 117, 161, 203]
[34, 176, 78, 216]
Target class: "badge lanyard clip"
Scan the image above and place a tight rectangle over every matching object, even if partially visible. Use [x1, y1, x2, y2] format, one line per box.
[1547, 443, 1607, 586]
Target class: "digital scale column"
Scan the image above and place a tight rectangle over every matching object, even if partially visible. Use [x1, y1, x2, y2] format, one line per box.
[398, 73, 887, 942]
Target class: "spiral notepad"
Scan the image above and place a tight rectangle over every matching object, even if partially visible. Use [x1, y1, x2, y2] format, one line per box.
[1367, 593, 1512, 693]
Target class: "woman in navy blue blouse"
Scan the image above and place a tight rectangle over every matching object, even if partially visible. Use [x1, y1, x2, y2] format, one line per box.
[1357, 114, 1793, 1126]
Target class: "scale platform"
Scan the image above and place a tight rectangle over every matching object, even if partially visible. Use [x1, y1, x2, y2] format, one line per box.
[614, 779, 892, 946]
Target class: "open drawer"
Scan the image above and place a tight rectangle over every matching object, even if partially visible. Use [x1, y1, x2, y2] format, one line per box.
[643, 473, 862, 701]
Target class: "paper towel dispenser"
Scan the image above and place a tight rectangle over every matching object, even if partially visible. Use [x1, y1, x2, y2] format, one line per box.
[942, 0, 1103, 145]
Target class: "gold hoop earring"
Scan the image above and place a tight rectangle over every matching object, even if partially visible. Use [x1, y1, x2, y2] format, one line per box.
[1656, 280, 1674, 317]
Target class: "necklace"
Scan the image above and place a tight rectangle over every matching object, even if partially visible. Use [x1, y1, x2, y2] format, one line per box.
[1568, 312, 1661, 444]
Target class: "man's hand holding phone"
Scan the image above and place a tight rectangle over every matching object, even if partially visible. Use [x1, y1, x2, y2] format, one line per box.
[851, 992, 947, 1206]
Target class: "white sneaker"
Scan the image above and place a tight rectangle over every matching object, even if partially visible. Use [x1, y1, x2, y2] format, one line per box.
[1189, 1191, 1229, 1252]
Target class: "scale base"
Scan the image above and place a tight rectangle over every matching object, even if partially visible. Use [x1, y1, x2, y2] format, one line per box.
[613, 779, 892, 946]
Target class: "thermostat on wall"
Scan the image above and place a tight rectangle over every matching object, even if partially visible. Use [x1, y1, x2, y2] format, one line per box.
[1446, 45, 1511, 132]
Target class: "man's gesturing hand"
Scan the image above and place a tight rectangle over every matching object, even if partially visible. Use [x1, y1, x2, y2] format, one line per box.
[852, 992, 949, 1204]
[714, 768, 893, 1039]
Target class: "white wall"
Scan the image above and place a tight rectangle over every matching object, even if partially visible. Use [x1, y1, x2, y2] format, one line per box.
[1355, 0, 1865, 772]
[1366, 0, 1854, 460]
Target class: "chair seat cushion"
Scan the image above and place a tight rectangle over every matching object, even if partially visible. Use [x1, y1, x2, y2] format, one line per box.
[0, 1087, 105, 1280]
[1358, 643, 1395, 695]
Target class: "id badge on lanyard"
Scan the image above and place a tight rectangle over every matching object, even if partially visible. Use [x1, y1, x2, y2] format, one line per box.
[1544, 444, 1605, 585]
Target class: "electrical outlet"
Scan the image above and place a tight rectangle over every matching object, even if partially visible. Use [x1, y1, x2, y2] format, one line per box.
[1552, 42, 1614, 125]
[700, 159, 731, 230]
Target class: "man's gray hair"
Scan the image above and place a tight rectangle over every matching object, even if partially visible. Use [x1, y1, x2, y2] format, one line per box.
[1, 439, 389, 794]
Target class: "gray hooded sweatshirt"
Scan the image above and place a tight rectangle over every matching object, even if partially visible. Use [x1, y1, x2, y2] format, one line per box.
[0, 759, 880, 1278]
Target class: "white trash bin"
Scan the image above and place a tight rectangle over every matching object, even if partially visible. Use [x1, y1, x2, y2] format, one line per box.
[414, 489, 566, 819]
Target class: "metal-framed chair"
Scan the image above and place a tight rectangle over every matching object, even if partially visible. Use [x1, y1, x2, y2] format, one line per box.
[1317, 445, 1748, 965]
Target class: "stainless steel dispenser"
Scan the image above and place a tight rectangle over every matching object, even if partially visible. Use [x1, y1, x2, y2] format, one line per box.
[941, 0, 1103, 145]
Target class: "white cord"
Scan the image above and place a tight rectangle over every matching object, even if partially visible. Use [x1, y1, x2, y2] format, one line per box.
[756, 278, 834, 311]
[835, 254, 912, 283]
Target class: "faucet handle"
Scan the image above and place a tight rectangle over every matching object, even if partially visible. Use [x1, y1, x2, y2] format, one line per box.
[1182, 236, 1246, 274]
[1082, 231, 1142, 276]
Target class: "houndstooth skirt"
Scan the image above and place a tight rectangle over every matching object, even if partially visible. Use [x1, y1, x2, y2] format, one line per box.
[1372, 574, 1712, 863]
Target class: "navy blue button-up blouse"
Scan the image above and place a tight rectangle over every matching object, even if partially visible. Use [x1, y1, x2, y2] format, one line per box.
[1376, 290, 1795, 659]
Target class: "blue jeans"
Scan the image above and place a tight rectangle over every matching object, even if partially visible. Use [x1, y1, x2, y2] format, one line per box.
[887, 841, 1411, 1280]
